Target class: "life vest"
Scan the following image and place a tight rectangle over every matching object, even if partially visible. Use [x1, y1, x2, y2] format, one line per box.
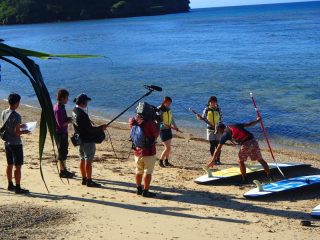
[206, 108, 221, 127]
[162, 109, 173, 127]
[229, 125, 252, 144]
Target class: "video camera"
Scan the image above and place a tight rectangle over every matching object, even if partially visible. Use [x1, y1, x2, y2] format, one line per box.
[136, 102, 161, 123]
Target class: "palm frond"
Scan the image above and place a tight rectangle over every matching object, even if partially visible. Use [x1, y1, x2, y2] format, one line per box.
[0, 46, 103, 59]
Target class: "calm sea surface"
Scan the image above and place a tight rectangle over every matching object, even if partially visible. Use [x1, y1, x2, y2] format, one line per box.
[0, 1, 319, 152]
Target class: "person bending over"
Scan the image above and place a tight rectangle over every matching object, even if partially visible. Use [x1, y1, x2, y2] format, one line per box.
[208, 117, 271, 183]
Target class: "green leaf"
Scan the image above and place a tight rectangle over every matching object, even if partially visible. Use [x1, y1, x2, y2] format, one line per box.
[0, 46, 103, 59]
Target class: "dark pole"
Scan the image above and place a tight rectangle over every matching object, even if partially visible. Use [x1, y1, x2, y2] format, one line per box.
[105, 90, 153, 127]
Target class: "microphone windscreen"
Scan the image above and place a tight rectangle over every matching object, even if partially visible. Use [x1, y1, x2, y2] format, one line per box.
[150, 85, 162, 92]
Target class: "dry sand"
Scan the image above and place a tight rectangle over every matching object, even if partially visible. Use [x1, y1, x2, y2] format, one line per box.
[0, 101, 319, 240]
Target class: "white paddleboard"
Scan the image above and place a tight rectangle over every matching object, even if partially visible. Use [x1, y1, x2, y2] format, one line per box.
[311, 204, 320, 218]
[244, 175, 320, 198]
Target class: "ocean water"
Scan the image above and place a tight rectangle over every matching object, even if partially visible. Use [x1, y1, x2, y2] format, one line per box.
[0, 1, 319, 152]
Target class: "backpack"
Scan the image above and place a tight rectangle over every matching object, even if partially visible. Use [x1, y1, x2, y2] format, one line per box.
[0, 112, 12, 141]
[130, 123, 154, 149]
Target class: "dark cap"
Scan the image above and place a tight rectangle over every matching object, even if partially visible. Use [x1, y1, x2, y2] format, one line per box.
[214, 122, 226, 134]
[74, 93, 91, 105]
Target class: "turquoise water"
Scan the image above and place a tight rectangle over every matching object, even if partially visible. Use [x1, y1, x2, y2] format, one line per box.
[0, 1, 319, 151]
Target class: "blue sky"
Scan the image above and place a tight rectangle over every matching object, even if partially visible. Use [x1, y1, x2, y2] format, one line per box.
[190, 0, 318, 8]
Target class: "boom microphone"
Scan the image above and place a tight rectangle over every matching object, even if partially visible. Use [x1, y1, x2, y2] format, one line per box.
[144, 85, 162, 92]
[106, 85, 161, 127]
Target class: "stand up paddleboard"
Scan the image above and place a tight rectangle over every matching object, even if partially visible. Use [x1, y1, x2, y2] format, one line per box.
[311, 204, 320, 218]
[195, 163, 310, 185]
[244, 175, 320, 199]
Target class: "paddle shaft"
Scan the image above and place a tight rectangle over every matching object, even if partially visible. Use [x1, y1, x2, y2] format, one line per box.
[188, 107, 215, 129]
[163, 123, 183, 133]
[250, 93, 286, 178]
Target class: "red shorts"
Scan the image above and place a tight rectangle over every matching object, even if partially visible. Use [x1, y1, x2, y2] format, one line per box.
[238, 138, 263, 163]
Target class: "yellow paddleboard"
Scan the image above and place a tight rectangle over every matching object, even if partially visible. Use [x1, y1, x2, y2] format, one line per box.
[195, 162, 310, 184]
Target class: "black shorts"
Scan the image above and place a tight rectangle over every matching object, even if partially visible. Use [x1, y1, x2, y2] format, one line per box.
[57, 133, 69, 161]
[5, 144, 24, 166]
[160, 129, 173, 142]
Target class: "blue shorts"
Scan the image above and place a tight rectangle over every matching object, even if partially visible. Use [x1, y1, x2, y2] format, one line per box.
[160, 129, 173, 142]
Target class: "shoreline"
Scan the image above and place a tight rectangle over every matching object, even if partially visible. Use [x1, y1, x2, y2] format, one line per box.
[4, 99, 319, 155]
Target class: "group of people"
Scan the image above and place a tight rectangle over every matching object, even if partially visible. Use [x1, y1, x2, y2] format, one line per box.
[1, 90, 271, 197]
[129, 95, 272, 197]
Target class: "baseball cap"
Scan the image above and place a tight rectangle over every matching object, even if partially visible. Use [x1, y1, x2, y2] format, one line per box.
[74, 93, 92, 105]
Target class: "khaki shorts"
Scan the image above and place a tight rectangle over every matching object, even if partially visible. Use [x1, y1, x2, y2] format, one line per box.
[238, 138, 263, 163]
[79, 142, 96, 162]
[135, 155, 157, 175]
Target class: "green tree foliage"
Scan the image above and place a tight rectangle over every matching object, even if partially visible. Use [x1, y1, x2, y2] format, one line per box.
[0, 0, 190, 24]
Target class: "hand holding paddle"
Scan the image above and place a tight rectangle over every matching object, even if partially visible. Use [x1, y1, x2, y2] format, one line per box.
[188, 107, 215, 129]
[250, 92, 286, 179]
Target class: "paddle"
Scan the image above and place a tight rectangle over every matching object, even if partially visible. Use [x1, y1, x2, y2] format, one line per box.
[188, 107, 215, 129]
[250, 93, 286, 179]
[162, 122, 193, 140]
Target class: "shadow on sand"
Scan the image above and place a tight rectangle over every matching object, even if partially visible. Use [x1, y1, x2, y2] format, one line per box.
[1, 167, 318, 224]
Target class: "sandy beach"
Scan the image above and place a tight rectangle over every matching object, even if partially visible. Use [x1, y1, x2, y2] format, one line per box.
[0, 100, 319, 240]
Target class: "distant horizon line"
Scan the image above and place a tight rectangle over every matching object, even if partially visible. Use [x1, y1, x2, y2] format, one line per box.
[190, 0, 319, 10]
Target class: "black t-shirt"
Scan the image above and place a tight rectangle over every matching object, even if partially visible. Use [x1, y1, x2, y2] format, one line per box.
[220, 124, 253, 144]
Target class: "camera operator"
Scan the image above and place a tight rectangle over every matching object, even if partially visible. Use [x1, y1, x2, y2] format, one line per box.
[129, 103, 160, 198]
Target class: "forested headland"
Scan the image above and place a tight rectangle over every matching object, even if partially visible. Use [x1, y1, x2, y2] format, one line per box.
[0, 0, 190, 25]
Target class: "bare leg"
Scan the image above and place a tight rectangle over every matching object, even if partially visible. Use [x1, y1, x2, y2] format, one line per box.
[6, 165, 13, 183]
[144, 174, 152, 190]
[14, 165, 21, 185]
[80, 160, 86, 178]
[136, 174, 143, 187]
[258, 158, 270, 175]
[86, 161, 92, 179]
[238, 160, 247, 180]
[58, 160, 65, 172]
[160, 139, 171, 160]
